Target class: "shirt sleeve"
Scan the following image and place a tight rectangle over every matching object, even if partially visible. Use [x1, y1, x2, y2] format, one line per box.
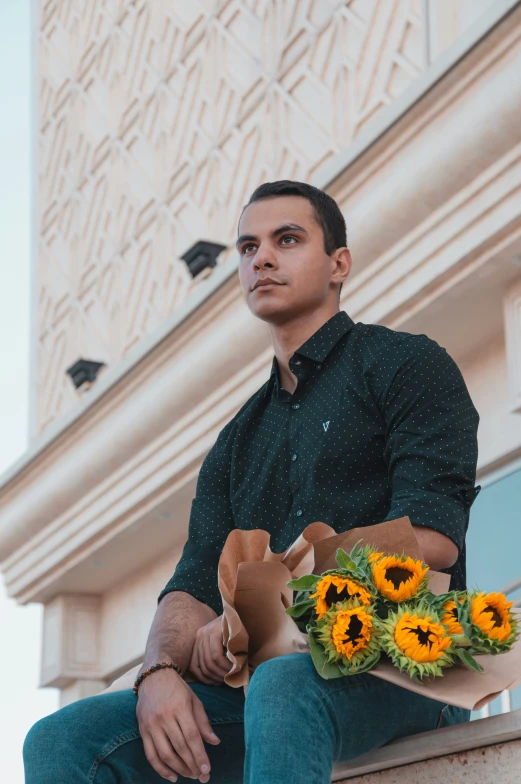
[377, 334, 481, 553]
[157, 421, 235, 615]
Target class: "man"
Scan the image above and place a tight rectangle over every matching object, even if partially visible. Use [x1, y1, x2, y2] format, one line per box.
[24, 181, 480, 784]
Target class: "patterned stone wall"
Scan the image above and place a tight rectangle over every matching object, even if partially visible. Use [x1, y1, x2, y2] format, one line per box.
[37, 0, 430, 434]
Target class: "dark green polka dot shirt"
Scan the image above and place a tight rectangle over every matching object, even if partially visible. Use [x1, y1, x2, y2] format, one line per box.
[159, 311, 481, 614]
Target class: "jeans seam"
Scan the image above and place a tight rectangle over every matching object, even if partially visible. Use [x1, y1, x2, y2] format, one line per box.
[436, 704, 449, 729]
[88, 730, 141, 783]
[209, 714, 244, 724]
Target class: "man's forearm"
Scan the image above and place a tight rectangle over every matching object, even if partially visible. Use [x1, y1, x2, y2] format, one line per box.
[412, 525, 458, 571]
[141, 591, 217, 674]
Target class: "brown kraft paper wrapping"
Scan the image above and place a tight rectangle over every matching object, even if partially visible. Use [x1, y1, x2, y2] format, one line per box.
[219, 517, 521, 710]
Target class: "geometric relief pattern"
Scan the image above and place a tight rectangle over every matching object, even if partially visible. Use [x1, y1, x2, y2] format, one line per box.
[37, 0, 427, 434]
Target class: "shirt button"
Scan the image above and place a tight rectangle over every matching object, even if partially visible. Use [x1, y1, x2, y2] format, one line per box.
[292, 403, 300, 410]
[291, 453, 298, 462]
[296, 509, 303, 517]
[295, 360, 302, 366]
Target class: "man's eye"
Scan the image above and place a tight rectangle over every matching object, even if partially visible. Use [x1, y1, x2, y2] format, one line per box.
[242, 244, 256, 254]
[281, 235, 297, 245]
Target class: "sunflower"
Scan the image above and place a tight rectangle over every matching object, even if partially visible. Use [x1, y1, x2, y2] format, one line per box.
[372, 555, 429, 602]
[441, 597, 464, 636]
[309, 574, 372, 620]
[379, 605, 454, 680]
[471, 592, 513, 641]
[331, 607, 373, 659]
[457, 591, 519, 654]
[394, 613, 452, 663]
[313, 602, 381, 675]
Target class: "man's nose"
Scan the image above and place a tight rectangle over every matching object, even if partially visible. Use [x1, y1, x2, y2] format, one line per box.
[253, 243, 277, 270]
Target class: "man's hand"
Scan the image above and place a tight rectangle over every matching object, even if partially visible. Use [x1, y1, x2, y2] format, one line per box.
[189, 615, 231, 685]
[136, 668, 221, 782]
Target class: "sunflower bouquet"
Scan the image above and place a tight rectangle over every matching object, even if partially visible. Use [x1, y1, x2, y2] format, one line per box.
[286, 541, 519, 683]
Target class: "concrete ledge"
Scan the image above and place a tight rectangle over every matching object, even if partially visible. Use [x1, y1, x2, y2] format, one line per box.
[331, 708, 521, 781]
[336, 740, 521, 783]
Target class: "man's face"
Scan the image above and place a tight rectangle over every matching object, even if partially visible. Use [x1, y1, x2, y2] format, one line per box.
[237, 196, 342, 323]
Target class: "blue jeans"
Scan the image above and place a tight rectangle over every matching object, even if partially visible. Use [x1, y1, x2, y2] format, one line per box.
[24, 653, 468, 783]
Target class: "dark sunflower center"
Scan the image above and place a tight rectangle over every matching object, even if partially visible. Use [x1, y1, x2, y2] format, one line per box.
[450, 606, 459, 620]
[325, 583, 352, 607]
[343, 614, 364, 645]
[405, 626, 432, 647]
[385, 566, 412, 588]
[485, 606, 503, 628]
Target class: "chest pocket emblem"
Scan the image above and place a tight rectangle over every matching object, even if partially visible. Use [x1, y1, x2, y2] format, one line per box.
[323, 420, 330, 432]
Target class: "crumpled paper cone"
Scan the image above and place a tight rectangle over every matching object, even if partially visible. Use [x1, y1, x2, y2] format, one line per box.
[220, 523, 335, 687]
[219, 517, 521, 710]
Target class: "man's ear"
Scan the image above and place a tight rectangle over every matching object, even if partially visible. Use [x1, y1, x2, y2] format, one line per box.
[331, 247, 352, 287]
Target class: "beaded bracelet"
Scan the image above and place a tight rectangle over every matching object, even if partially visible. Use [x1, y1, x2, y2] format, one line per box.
[133, 661, 182, 695]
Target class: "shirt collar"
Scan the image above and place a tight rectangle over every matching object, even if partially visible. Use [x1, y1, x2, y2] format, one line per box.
[264, 310, 356, 398]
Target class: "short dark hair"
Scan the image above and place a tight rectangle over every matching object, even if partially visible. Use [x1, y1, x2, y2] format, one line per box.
[243, 180, 347, 255]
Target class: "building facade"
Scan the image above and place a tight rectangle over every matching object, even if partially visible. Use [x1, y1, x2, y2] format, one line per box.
[1, 0, 521, 743]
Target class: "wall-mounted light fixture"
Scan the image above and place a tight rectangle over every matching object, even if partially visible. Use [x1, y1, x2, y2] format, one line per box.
[181, 240, 227, 278]
[66, 359, 106, 390]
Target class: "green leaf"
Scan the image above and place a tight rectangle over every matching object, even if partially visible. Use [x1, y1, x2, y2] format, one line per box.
[455, 648, 484, 673]
[459, 621, 473, 639]
[285, 599, 315, 618]
[349, 539, 364, 558]
[286, 574, 321, 591]
[335, 549, 357, 571]
[451, 635, 471, 648]
[307, 632, 345, 679]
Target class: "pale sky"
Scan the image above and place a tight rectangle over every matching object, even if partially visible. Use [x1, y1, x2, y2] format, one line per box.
[0, 2, 59, 781]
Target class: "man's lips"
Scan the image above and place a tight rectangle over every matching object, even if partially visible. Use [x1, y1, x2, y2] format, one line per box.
[252, 277, 284, 291]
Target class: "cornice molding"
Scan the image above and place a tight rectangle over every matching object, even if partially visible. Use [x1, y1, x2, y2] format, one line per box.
[2, 4, 521, 602]
[349, 142, 521, 327]
[4, 346, 273, 602]
[504, 276, 521, 414]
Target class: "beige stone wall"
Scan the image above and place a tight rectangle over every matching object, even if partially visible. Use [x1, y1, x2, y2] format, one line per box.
[37, 0, 499, 436]
[37, 0, 433, 434]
